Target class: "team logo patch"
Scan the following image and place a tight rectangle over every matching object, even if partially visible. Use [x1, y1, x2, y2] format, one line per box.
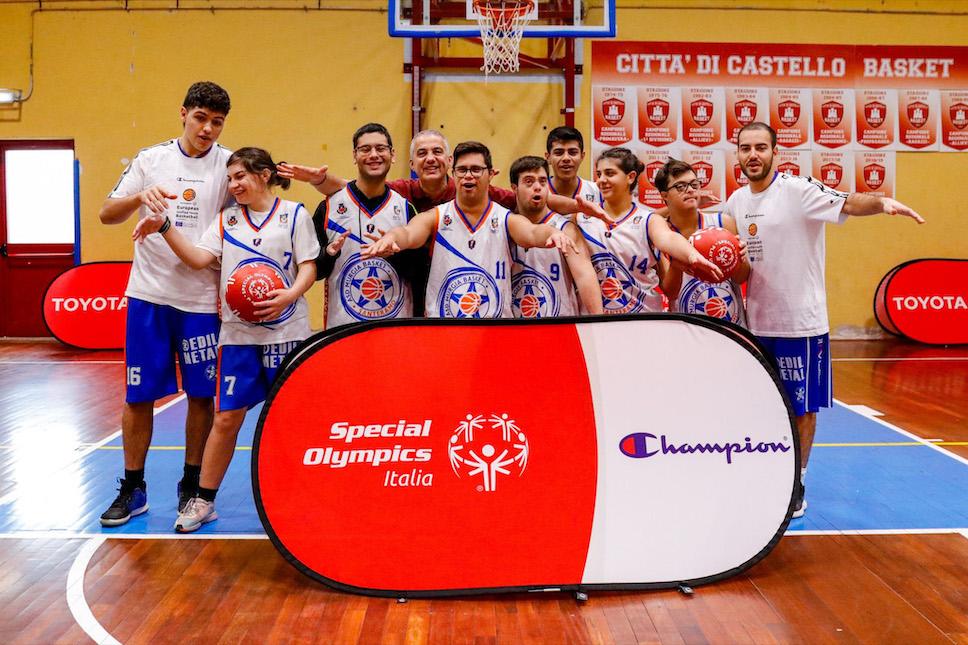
[734, 99, 757, 125]
[443, 214, 453, 226]
[863, 163, 885, 190]
[907, 101, 929, 128]
[950, 103, 968, 129]
[205, 364, 217, 381]
[821, 101, 844, 127]
[182, 189, 196, 201]
[338, 253, 406, 321]
[864, 101, 886, 128]
[448, 413, 529, 492]
[227, 215, 238, 227]
[748, 223, 758, 236]
[468, 239, 476, 249]
[778, 100, 801, 127]
[490, 216, 499, 231]
[646, 98, 669, 126]
[591, 253, 648, 314]
[679, 280, 742, 323]
[632, 214, 643, 225]
[366, 223, 375, 234]
[253, 238, 262, 247]
[690, 99, 713, 126]
[280, 212, 288, 223]
[820, 163, 843, 188]
[602, 97, 625, 125]
[511, 269, 559, 318]
[438, 267, 501, 318]
[337, 202, 348, 215]
[394, 204, 401, 215]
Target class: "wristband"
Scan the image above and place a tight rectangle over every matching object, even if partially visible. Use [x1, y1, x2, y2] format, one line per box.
[159, 216, 172, 234]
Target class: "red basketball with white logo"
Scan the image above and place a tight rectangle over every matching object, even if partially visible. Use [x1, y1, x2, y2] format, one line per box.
[688, 227, 741, 284]
[225, 262, 286, 323]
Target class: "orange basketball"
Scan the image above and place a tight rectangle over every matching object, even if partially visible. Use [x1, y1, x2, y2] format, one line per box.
[688, 227, 741, 283]
[225, 262, 286, 323]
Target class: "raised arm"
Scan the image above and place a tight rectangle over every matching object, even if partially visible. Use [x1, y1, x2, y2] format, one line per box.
[132, 215, 217, 269]
[648, 215, 723, 282]
[561, 223, 603, 314]
[506, 214, 578, 254]
[360, 209, 437, 258]
[276, 162, 348, 197]
[842, 193, 924, 223]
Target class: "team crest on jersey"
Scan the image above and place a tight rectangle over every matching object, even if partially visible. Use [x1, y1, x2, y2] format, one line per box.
[490, 216, 499, 231]
[438, 267, 501, 318]
[366, 223, 376, 234]
[253, 238, 262, 247]
[337, 202, 348, 215]
[280, 212, 288, 223]
[632, 215, 643, 225]
[679, 280, 741, 322]
[227, 215, 238, 227]
[443, 214, 453, 227]
[591, 253, 645, 314]
[511, 269, 559, 318]
[468, 239, 476, 249]
[338, 254, 405, 321]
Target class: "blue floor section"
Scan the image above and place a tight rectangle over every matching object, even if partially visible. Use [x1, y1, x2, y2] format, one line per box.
[0, 401, 965, 535]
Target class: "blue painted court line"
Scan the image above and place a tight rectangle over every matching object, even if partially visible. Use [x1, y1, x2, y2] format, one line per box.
[0, 401, 965, 536]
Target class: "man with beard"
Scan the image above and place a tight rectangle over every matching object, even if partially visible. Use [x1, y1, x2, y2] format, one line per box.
[725, 121, 924, 518]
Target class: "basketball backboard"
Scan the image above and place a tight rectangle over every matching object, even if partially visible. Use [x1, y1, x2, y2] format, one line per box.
[389, 0, 616, 38]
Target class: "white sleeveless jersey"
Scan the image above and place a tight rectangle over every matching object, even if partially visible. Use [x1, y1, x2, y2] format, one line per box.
[577, 203, 664, 314]
[324, 186, 413, 328]
[551, 177, 601, 205]
[197, 198, 320, 346]
[511, 212, 579, 318]
[669, 212, 748, 327]
[426, 200, 514, 318]
[110, 139, 232, 313]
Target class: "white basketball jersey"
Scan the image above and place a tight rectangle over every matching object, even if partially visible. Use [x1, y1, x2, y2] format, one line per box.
[111, 140, 232, 313]
[551, 177, 601, 204]
[577, 203, 664, 314]
[670, 212, 748, 327]
[511, 212, 579, 318]
[426, 200, 514, 318]
[197, 198, 320, 346]
[324, 186, 413, 328]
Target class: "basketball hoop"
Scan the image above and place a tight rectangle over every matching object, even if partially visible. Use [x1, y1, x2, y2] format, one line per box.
[472, 0, 535, 75]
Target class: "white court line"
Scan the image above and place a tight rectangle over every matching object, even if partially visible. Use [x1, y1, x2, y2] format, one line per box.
[66, 536, 121, 645]
[787, 528, 968, 536]
[0, 532, 267, 540]
[842, 404, 883, 417]
[0, 394, 186, 508]
[834, 398, 968, 468]
[832, 357, 968, 362]
[0, 360, 123, 365]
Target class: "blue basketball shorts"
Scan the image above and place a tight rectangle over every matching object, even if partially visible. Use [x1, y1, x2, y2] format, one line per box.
[756, 333, 832, 417]
[216, 340, 301, 412]
[124, 298, 220, 404]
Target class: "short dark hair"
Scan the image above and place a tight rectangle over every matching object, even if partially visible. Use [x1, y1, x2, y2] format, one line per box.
[352, 123, 393, 149]
[453, 141, 492, 169]
[653, 158, 694, 192]
[509, 156, 550, 185]
[596, 147, 645, 191]
[227, 147, 290, 190]
[182, 82, 231, 115]
[546, 126, 585, 153]
[737, 121, 777, 148]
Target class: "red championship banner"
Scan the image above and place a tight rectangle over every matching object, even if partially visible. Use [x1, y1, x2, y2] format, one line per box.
[725, 88, 768, 144]
[812, 88, 852, 148]
[811, 150, 853, 192]
[774, 150, 811, 178]
[255, 317, 798, 597]
[681, 149, 724, 206]
[637, 87, 678, 147]
[855, 88, 895, 149]
[874, 259, 968, 345]
[42, 262, 131, 350]
[769, 88, 811, 148]
[593, 86, 633, 146]
[855, 150, 895, 197]
[940, 90, 968, 151]
[681, 87, 723, 148]
[898, 89, 939, 150]
[637, 149, 675, 209]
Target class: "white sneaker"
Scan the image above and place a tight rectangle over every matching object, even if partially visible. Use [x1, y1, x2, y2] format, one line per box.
[174, 497, 218, 533]
[792, 498, 808, 519]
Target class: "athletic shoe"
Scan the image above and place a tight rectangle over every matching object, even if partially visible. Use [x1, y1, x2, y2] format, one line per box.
[792, 484, 807, 519]
[100, 479, 148, 527]
[174, 497, 217, 533]
[177, 479, 195, 514]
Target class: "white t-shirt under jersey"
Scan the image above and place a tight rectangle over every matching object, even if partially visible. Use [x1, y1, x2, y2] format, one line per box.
[197, 198, 320, 346]
[723, 171, 848, 337]
[110, 139, 232, 313]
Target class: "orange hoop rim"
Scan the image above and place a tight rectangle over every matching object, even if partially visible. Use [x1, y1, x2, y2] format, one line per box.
[472, 0, 535, 20]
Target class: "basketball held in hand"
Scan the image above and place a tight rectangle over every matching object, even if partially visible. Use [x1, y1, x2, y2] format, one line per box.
[224, 261, 286, 323]
[687, 227, 741, 283]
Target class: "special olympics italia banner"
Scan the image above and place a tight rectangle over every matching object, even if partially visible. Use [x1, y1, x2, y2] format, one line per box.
[874, 259, 968, 345]
[255, 316, 799, 597]
[43, 262, 131, 350]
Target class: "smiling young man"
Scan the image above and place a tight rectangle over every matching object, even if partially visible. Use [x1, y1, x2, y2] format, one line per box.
[313, 123, 423, 328]
[98, 81, 232, 525]
[544, 126, 601, 205]
[725, 121, 924, 518]
[362, 141, 577, 318]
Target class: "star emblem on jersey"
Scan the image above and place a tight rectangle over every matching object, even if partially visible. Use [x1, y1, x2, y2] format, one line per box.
[512, 269, 558, 318]
[438, 267, 500, 318]
[338, 254, 405, 321]
[592, 253, 645, 314]
[448, 413, 529, 492]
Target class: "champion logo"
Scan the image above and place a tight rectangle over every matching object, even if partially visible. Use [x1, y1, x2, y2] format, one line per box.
[619, 432, 791, 464]
[448, 413, 529, 492]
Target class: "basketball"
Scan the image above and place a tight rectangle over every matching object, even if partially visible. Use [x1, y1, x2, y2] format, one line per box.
[687, 227, 741, 283]
[224, 262, 286, 323]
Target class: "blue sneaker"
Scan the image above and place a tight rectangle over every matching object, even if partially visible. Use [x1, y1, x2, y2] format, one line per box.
[100, 479, 148, 527]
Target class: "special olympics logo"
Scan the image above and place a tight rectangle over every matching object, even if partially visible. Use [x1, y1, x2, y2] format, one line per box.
[511, 270, 558, 318]
[448, 413, 529, 492]
[338, 254, 405, 321]
[591, 253, 646, 314]
[438, 267, 501, 318]
[709, 240, 738, 273]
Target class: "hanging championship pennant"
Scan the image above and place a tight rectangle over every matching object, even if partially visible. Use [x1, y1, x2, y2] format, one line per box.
[812, 88, 852, 149]
[769, 88, 811, 148]
[637, 87, 678, 147]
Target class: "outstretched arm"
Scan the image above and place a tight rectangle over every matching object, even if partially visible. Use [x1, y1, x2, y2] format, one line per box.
[648, 215, 723, 282]
[99, 185, 177, 225]
[361, 209, 437, 258]
[507, 214, 579, 254]
[276, 162, 348, 197]
[132, 215, 217, 269]
[842, 193, 924, 223]
[562, 223, 603, 314]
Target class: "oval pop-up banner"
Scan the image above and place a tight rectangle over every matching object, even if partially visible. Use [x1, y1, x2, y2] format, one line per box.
[874, 259, 968, 345]
[43, 262, 131, 350]
[254, 315, 799, 597]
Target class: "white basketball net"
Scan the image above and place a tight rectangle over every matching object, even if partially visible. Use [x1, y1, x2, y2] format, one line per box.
[473, 0, 534, 75]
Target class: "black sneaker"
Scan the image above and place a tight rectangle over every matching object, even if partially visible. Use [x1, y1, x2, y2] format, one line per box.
[177, 479, 196, 514]
[792, 483, 807, 519]
[100, 479, 148, 527]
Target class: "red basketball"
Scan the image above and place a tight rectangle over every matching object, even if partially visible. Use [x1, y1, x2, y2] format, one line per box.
[688, 227, 741, 283]
[225, 262, 286, 323]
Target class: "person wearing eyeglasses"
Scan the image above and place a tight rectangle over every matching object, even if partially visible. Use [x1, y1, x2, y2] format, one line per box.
[361, 141, 578, 318]
[313, 123, 425, 328]
[576, 147, 723, 315]
[654, 158, 749, 326]
[726, 121, 924, 519]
